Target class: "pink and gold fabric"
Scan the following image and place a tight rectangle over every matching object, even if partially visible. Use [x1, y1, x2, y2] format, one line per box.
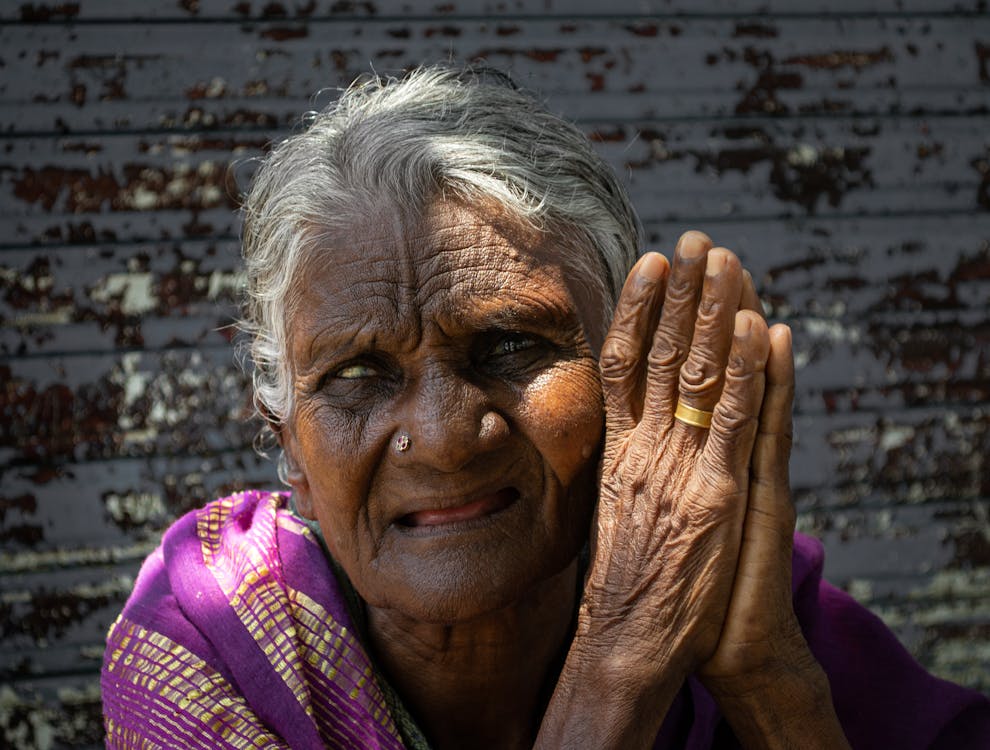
[102, 490, 405, 749]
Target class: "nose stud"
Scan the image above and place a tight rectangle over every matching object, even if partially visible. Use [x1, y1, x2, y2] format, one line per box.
[394, 433, 411, 453]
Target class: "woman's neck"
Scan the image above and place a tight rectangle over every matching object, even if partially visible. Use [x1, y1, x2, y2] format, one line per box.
[366, 560, 580, 750]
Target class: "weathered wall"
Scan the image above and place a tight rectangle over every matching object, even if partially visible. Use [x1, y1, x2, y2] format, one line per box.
[1, 1, 988, 747]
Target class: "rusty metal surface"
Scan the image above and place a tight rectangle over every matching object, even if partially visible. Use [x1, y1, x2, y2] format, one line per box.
[1, 2, 988, 747]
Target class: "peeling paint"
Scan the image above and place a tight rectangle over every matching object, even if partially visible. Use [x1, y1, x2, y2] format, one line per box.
[2, 8, 989, 741]
[89, 272, 155, 316]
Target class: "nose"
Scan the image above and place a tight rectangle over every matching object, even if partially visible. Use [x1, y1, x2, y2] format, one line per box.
[398, 365, 509, 472]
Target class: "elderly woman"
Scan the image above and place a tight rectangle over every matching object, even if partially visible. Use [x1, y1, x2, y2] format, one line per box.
[101, 66, 989, 749]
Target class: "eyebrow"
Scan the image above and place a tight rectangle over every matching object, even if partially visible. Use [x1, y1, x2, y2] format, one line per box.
[297, 284, 581, 373]
[437, 288, 578, 334]
[301, 317, 384, 374]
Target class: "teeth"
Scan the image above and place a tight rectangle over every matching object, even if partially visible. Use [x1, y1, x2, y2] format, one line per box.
[401, 488, 518, 528]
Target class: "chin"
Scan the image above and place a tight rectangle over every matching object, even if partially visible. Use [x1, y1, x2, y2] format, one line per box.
[371, 538, 582, 625]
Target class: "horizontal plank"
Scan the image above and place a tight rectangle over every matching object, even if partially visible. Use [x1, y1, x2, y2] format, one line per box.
[3, 0, 990, 23]
[2, 117, 989, 247]
[1, 564, 136, 653]
[1, 314, 987, 464]
[803, 501, 990, 580]
[0, 451, 277, 551]
[1, 16, 987, 136]
[3, 532, 987, 682]
[1, 405, 985, 555]
[3, 209, 988, 356]
[0, 238, 243, 355]
[0, 674, 103, 749]
[791, 407, 989, 499]
[1, 348, 257, 465]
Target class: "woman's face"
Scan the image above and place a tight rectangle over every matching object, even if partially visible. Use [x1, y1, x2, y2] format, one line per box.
[281, 199, 606, 623]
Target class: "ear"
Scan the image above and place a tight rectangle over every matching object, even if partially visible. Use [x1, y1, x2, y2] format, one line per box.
[275, 425, 315, 520]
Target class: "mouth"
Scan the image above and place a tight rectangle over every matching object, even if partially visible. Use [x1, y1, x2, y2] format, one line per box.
[396, 487, 520, 530]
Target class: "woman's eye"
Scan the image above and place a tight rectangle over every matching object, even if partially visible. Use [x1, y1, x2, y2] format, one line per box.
[493, 334, 537, 356]
[336, 363, 377, 379]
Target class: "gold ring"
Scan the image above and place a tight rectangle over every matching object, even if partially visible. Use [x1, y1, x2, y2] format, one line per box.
[674, 401, 713, 429]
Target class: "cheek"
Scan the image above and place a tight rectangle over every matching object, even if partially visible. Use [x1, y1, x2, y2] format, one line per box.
[292, 402, 371, 520]
[521, 362, 604, 484]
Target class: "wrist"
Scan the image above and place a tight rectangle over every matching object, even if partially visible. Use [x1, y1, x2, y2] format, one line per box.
[537, 633, 689, 750]
[704, 646, 850, 750]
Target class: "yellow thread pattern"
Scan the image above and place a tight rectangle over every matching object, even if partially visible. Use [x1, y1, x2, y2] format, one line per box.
[105, 618, 287, 749]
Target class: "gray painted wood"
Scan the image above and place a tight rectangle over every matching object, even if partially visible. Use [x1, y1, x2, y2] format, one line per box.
[1, 2, 988, 747]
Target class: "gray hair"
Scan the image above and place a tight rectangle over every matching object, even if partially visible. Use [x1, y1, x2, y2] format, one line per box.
[238, 64, 642, 477]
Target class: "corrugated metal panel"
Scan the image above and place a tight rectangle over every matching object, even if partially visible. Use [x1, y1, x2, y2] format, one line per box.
[2, 2, 988, 747]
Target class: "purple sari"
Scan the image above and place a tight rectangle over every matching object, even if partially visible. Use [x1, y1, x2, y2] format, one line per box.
[102, 490, 989, 748]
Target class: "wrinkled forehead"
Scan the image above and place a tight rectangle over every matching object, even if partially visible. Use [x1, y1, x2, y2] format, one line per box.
[288, 197, 610, 351]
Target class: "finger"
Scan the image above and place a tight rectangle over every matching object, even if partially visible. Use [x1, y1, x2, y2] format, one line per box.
[747, 323, 796, 554]
[696, 326, 797, 687]
[713, 324, 796, 638]
[741, 269, 765, 320]
[599, 252, 670, 435]
[701, 310, 770, 483]
[639, 231, 711, 428]
[663, 248, 744, 440]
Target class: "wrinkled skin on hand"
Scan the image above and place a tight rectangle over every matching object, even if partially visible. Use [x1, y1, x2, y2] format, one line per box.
[580, 230, 778, 677]
[538, 232, 848, 749]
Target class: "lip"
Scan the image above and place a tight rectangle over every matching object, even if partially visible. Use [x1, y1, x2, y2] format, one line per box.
[393, 486, 520, 533]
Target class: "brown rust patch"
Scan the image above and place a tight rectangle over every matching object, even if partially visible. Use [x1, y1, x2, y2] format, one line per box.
[18, 2, 79, 21]
[625, 21, 658, 37]
[631, 126, 873, 212]
[423, 25, 460, 38]
[0, 371, 119, 463]
[1, 352, 255, 465]
[976, 42, 989, 84]
[972, 152, 990, 210]
[733, 22, 779, 38]
[784, 47, 894, 71]
[260, 25, 309, 41]
[61, 140, 102, 155]
[0, 493, 38, 522]
[733, 48, 804, 115]
[2, 587, 115, 640]
[579, 47, 607, 63]
[474, 47, 563, 64]
[319, 0, 376, 15]
[67, 54, 158, 103]
[10, 162, 237, 214]
[588, 127, 625, 143]
[3, 256, 73, 314]
[769, 146, 873, 212]
[0, 493, 43, 546]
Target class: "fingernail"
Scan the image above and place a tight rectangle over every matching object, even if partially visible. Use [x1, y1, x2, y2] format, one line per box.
[706, 250, 727, 277]
[637, 252, 666, 282]
[677, 233, 707, 259]
[735, 313, 753, 337]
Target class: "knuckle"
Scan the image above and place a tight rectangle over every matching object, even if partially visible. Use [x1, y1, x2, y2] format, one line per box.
[726, 352, 766, 379]
[710, 405, 759, 445]
[600, 335, 641, 381]
[665, 273, 699, 306]
[696, 294, 724, 321]
[678, 356, 722, 396]
[646, 336, 684, 371]
[713, 402, 757, 431]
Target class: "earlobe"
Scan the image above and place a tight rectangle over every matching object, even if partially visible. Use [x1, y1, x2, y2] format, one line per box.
[277, 430, 315, 520]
